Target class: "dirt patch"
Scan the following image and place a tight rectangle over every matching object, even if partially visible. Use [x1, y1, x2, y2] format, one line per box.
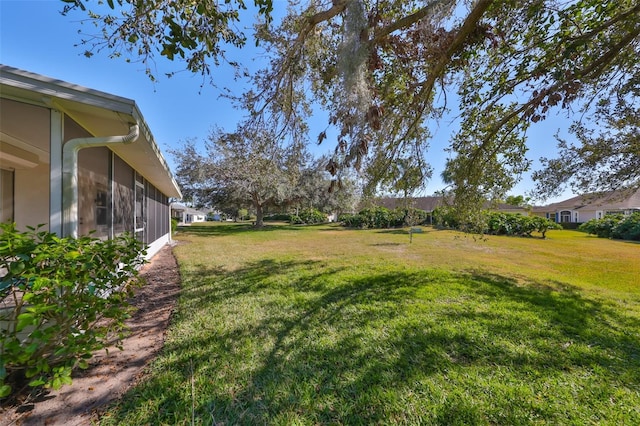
[1, 244, 181, 426]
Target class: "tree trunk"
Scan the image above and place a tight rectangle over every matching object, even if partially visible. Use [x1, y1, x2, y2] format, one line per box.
[254, 202, 264, 228]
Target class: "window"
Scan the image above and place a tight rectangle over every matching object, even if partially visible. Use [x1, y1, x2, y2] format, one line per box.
[135, 179, 145, 241]
[96, 189, 108, 226]
[77, 147, 109, 238]
[113, 155, 134, 236]
[0, 168, 14, 223]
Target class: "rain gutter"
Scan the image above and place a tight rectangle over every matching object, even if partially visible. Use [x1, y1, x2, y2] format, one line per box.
[61, 124, 140, 238]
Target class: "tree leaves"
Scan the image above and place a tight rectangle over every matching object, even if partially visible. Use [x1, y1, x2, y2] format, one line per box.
[0, 223, 145, 397]
[61, 0, 273, 78]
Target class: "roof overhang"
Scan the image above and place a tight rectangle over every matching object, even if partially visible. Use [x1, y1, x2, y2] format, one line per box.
[0, 65, 182, 199]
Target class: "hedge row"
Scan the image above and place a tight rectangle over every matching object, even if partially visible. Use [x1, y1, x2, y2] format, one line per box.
[431, 207, 561, 238]
[484, 212, 562, 238]
[337, 205, 563, 239]
[339, 206, 429, 229]
[579, 212, 640, 240]
[290, 208, 327, 225]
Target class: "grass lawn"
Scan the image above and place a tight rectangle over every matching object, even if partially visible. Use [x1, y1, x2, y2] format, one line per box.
[100, 223, 640, 425]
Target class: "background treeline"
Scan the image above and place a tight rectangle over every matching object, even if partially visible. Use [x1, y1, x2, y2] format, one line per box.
[339, 206, 560, 238]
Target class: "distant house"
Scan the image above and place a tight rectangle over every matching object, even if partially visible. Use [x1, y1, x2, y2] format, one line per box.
[170, 203, 207, 225]
[0, 65, 182, 259]
[374, 196, 445, 214]
[532, 190, 640, 224]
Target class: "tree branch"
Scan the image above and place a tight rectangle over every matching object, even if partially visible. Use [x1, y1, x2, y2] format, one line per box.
[370, 0, 455, 45]
[400, 0, 495, 142]
[485, 22, 640, 143]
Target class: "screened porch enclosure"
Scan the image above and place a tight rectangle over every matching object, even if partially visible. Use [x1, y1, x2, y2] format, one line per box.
[78, 146, 170, 245]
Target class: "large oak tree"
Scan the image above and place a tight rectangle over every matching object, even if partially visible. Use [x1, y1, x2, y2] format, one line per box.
[171, 123, 307, 227]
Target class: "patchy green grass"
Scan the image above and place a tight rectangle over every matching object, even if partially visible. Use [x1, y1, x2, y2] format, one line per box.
[100, 224, 640, 425]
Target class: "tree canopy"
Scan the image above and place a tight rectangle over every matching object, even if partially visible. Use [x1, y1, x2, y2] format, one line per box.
[64, 0, 640, 215]
[170, 127, 357, 226]
[170, 124, 306, 227]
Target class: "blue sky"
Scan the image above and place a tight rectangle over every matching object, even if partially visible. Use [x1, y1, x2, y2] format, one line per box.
[0, 0, 574, 202]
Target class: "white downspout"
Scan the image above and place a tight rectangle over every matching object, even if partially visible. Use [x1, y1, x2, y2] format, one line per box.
[62, 124, 140, 238]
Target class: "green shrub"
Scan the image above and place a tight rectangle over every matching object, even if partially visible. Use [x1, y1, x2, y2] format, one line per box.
[0, 223, 146, 398]
[401, 207, 430, 226]
[358, 207, 390, 228]
[531, 216, 563, 238]
[340, 207, 406, 229]
[578, 213, 640, 241]
[485, 212, 560, 238]
[294, 208, 327, 225]
[611, 212, 640, 240]
[579, 214, 624, 238]
[171, 218, 178, 233]
[432, 206, 460, 229]
[237, 209, 250, 221]
[361, 207, 404, 228]
[339, 213, 364, 228]
[434, 210, 560, 238]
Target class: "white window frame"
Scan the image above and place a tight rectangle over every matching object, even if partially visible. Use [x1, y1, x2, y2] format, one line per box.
[135, 180, 145, 241]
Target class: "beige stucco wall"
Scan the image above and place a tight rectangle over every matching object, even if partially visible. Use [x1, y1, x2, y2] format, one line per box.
[1, 99, 51, 231]
[14, 163, 50, 230]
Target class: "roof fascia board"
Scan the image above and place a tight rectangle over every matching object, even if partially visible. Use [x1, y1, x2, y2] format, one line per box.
[1, 65, 135, 115]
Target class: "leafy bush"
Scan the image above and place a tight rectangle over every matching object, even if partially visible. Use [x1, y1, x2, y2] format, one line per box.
[579, 214, 624, 238]
[264, 213, 292, 222]
[0, 223, 145, 398]
[485, 212, 560, 238]
[402, 207, 430, 226]
[339, 213, 363, 228]
[340, 207, 399, 229]
[580, 213, 640, 240]
[531, 216, 563, 238]
[362, 207, 405, 228]
[340, 207, 429, 229]
[433, 209, 560, 238]
[358, 207, 391, 228]
[432, 206, 460, 229]
[237, 208, 250, 221]
[612, 212, 640, 240]
[171, 218, 178, 233]
[292, 208, 327, 225]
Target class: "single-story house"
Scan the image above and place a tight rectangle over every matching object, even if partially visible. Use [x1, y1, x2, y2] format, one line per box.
[170, 203, 207, 225]
[532, 189, 640, 224]
[0, 65, 182, 259]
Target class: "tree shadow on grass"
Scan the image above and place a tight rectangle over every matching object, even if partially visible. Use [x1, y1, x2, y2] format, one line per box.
[103, 262, 640, 425]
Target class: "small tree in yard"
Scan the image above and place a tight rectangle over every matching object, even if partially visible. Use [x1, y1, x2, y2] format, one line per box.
[0, 223, 145, 398]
